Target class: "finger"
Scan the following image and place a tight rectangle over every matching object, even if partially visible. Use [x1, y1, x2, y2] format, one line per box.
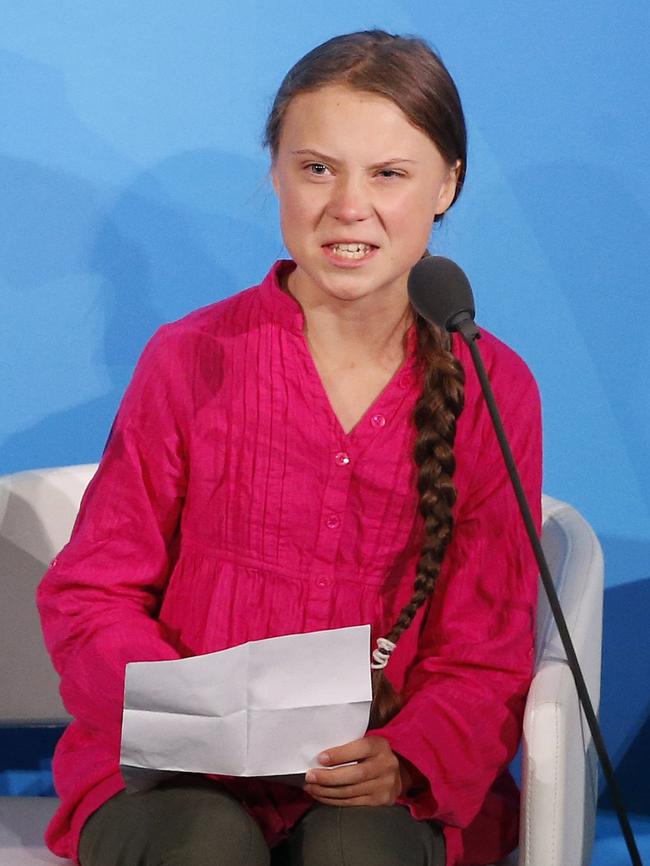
[310, 793, 374, 807]
[318, 737, 376, 767]
[305, 780, 375, 801]
[310, 792, 395, 808]
[305, 763, 370, 788]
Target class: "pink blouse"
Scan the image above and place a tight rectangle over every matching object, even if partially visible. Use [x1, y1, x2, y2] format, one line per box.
[37, 260, 542, 866]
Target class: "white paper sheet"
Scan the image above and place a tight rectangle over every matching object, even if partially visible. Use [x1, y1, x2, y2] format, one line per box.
[120, 625, 372, 789]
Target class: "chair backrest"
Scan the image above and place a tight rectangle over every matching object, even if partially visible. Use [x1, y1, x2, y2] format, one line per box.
[520, 494, 605, 866]
[0, 464, 97, 724]
[538, 495, 603, 691]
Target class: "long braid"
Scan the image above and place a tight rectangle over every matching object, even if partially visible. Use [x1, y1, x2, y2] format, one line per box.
[369, 312, 465, 728]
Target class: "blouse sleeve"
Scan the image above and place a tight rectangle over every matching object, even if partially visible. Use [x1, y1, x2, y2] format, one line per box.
[36, 326, 191, 734]
[370, 345, 543, 829]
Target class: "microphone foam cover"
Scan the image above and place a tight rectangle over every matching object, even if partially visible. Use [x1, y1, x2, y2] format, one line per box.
[407, 256, 475, 331]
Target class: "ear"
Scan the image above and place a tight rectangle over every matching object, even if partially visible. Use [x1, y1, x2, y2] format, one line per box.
[434, 159, 462, 216]
[271, 162, 280, 195]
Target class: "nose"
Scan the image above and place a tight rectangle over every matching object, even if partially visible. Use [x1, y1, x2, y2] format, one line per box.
[326, 174, 372, 222]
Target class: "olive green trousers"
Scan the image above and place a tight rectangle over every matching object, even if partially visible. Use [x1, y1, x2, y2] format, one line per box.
[79, 776, 446, 866]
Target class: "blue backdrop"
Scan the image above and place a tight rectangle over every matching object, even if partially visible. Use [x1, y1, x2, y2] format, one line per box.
[2, 2, 648, 811]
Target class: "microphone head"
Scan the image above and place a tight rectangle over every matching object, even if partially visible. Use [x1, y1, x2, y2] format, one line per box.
[407, 256, 476, 332]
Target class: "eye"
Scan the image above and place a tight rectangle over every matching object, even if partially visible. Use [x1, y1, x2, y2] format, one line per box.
[376, 169, 404, 179]
[307, 163, 330, 176]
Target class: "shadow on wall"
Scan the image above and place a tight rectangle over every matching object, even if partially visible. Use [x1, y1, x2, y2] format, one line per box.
[1, 46, 281, 474]
[2, 153, 279, 472]
[597, 557, 650, 815]
[478, 157, 650, 814]
[509, 161, 650, 512]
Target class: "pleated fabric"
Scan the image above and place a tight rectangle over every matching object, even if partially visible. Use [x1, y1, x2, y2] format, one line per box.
[37, 260, 542, 866]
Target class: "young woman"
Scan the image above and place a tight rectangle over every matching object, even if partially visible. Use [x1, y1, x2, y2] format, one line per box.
[37, 30, 542, 866]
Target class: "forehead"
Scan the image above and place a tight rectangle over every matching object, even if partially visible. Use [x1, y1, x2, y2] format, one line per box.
[278, 84, 438, 159]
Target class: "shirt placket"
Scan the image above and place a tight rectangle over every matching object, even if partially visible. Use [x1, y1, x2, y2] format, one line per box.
[304, 445, 353, 629]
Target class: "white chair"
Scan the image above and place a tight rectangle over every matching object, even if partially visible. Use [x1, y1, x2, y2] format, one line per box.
[0, 466, 604, 866]
[0, 465, 93, 865]
[515, 495, 603, 866]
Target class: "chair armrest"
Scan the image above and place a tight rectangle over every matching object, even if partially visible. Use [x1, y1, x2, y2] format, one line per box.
[518, 657, 599, 866]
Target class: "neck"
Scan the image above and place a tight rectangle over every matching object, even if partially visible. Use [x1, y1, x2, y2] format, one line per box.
[285, 269, 413, 368]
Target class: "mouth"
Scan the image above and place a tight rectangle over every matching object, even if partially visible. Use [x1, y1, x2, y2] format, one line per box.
[322, 242, 378, 261]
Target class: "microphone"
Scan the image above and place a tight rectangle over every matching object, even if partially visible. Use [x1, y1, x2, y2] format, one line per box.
[407, 255, 643, 866]
[407, 255, 477, 337]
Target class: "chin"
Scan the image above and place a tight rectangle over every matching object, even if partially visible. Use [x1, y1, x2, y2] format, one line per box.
[290, 253, 409, 303]
[319, 277, 382, 302]
[327, 271, 407, 302]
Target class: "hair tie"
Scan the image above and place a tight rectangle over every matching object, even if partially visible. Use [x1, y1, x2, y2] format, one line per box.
[370, 637, 396, 670]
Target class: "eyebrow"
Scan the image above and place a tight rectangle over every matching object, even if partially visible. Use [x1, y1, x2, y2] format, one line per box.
[291, 149, 417, 168]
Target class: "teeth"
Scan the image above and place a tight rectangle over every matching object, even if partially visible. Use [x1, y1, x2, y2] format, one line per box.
[333, 243, 370, 252]
[329, 243, 373, 259]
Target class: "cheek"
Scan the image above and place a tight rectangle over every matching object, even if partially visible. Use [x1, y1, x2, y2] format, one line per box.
[278, 188, 320, 235]
[388, 188, 438, 242]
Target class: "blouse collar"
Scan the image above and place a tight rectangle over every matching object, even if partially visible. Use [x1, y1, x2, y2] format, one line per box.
[259, 259, 419, 364]
[259, 260, 305, 335]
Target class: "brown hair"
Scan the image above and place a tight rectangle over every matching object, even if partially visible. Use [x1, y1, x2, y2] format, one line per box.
[265, 30, 466, 219]
[265, 30, 467, 727]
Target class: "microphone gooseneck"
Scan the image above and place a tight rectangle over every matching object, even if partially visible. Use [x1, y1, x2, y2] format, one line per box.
[408, 255, 644, 866]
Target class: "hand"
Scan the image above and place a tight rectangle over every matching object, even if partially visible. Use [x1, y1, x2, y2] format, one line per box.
[303, 735, 405, 807]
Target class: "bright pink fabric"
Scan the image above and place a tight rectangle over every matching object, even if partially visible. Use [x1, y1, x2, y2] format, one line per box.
[37, 260, 542, 866]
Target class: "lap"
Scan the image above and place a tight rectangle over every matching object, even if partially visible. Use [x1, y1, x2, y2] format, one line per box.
[79, 777, 445, 866]
[274, 802, 446, 866]
[78, 776, 269, 866]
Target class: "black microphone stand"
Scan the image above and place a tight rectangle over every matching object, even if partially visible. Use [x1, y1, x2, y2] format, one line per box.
[454, 317, 644, 866]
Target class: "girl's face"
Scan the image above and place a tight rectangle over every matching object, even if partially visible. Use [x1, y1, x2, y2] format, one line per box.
[272, 84, 459, 306]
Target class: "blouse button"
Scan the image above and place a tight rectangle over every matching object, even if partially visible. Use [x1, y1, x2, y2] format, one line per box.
[316, 576, 330, 588]
[335, 451, 350, 466]
[370, 413, 386, 428]
[326, 514, 341, 530]
[49, 557, 59, 569]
